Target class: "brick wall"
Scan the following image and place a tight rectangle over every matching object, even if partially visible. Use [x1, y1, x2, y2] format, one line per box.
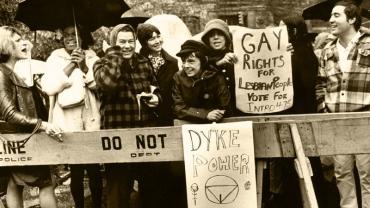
[125, 0, 320, 34]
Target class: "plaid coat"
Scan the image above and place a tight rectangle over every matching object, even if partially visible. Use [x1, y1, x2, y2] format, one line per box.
[317, 33, 370, 112]
[93, 46, 160, 129]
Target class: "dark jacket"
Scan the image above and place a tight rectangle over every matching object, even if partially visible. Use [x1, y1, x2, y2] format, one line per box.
[208, 49, 237, 116]
[0, 64, 44, 131]
[140, 49, 179, 126]
[172, 66, 231, 122]
[289, 41, 318, 114]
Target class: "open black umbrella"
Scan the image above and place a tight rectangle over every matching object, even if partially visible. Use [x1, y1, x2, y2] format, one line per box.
[15, 0, 130, 32]
[120, 9, 151, 29]
[302, 0, 370, 21]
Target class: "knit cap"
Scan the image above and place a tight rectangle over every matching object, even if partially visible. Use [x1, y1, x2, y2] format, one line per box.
[201, 19, 232, 46]
[109, 24, 136, 46]
[137, 23, 161, 49]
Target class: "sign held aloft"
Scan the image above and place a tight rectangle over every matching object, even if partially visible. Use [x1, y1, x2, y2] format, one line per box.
[233, 26, 293, 114]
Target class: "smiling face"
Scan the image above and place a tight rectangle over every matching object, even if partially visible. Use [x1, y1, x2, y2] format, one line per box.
[62, 26, 81, 53]
[147, 32, 163, 54]
[115, 31, 136, 59]
[182, 52, 202, 78]
[329, 5, 355, 37]
[208, 30, 227, 51]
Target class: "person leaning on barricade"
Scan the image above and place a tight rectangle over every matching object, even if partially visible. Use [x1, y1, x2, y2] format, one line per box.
[316, 1, 370, 207]
[172, 39, 231, 123]
[40, 24, 103, 208]
[0, 26, 63, 208]
[93, 23, 164, 208]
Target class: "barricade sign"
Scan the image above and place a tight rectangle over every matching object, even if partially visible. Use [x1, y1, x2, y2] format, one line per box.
[233, 26, 293, 114]
[0, 126, 182, 166]
[182, 121, 257, 208]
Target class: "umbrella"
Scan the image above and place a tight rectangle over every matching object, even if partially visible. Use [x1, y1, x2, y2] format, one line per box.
[302, 0, 370, 21]
[15, 0, 130, 32]
[121, 9, 150, 29]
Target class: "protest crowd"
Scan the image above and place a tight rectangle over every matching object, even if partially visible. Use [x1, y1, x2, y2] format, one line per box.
[1, 0, 370, 207]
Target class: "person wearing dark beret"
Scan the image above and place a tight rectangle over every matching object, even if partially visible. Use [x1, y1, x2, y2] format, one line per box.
[172, 39, 231, 122]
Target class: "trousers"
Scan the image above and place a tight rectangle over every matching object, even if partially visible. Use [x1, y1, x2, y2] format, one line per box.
[334, 154, 370, 208]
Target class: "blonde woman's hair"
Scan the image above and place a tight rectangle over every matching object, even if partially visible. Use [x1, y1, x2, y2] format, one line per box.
[0, 26, 21, 63]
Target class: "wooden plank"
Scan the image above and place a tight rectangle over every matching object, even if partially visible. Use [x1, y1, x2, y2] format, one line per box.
[0, 126, 183, 166]
[222, 111, 370, 123]
[256, 160, 265, 208]
[2, 114, 370, 166]
[290, 124, 318, 208]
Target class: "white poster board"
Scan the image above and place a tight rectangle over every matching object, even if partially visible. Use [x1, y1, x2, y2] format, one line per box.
[182, 121, 256, 208]
[233, 26, 293, 114]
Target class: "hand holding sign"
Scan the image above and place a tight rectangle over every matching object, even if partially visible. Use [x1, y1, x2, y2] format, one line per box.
[216, 52, 238, 66]
[232, 26, 293, 114]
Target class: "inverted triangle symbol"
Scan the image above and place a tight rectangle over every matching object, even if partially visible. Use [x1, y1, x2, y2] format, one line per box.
[206, 185, 238, 204]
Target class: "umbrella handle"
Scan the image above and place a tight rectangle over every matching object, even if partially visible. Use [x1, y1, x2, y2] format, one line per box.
[72, 7, 80, 48]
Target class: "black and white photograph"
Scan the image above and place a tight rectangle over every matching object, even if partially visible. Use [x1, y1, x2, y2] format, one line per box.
[0, 0, 370, 207]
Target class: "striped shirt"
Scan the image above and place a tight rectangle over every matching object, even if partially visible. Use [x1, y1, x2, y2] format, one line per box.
[317, 33, 370, 112]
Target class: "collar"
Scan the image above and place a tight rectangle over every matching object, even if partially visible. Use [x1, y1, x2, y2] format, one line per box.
[0, 64, 29, 88]
[336, 31, 362, 49]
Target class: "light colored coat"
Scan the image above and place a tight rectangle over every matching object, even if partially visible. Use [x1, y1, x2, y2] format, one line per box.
[41, 48, 100, 132]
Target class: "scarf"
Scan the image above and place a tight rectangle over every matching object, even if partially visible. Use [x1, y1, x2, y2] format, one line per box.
[148, 53, 165, 74]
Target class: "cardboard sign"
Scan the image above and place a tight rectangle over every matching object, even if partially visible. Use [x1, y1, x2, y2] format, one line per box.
[182, 121, 256, 208]
[233, 26, 293, 114]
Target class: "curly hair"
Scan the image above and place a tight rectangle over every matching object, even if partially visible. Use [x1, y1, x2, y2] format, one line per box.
[0, 26, 22, 63]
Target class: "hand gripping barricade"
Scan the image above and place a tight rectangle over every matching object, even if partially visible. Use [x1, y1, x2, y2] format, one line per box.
[1, 112, 370, 208]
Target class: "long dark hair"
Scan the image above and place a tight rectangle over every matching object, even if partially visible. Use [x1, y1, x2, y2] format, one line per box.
[282, 15, 311, 46]
[283, 15, 318, 113]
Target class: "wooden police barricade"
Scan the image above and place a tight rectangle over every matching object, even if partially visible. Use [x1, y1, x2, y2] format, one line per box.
[1, 112, 370, 208]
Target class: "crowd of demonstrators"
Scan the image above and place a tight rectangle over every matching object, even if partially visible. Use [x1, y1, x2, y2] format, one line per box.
[316, 1, 370, 207]
[0, 26, 62, 208]
[2, 1, 370, 207]
[93, 24, 165, 208]
[40, 24, 103, 208]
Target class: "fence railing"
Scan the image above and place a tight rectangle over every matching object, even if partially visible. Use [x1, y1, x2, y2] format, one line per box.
[2, 112, 370, 208]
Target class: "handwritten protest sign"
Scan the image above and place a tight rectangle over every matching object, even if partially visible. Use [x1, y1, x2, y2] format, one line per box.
[233, 26, 293, 114]
[182, 121, 256, 208]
